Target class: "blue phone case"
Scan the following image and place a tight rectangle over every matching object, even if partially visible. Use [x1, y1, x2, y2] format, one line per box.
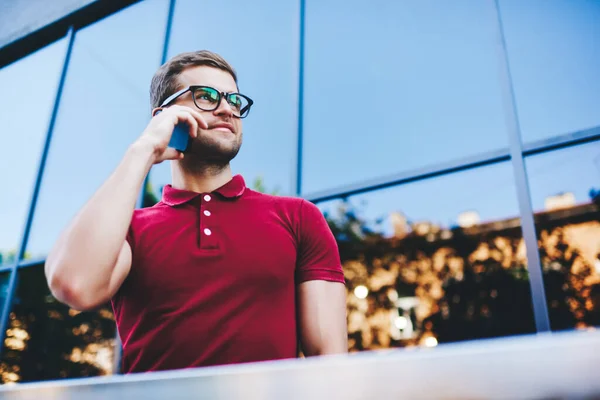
[155, 110, 190, 152]
[168, 123, 190, 152]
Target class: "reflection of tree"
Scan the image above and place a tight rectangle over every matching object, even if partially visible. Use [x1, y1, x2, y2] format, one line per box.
[0, 251, 17, 266]
[0, 265, 116, 384]
[0, 250, 33, 266]
[142, 178, 159, 208]
[251, 176, 280, 195]
[324, 197, 600, 352]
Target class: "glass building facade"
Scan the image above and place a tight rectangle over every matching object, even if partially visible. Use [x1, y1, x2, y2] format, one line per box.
[0, 0, 599, 385]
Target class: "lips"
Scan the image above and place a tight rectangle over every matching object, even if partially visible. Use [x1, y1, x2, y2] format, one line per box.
[210, 122, 234, 133]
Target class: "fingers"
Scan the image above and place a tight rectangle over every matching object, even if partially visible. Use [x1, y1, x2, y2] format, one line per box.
[169, 105, 208, 131]
[188, 108, 208, 129]
[161, 147, 184, 161]
[179, 110, 198, 139]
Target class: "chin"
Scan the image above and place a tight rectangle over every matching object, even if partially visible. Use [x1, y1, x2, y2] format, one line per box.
[188, 140, 241, 163]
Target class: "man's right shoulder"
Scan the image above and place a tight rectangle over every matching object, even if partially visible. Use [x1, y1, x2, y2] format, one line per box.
[131, 202, 168, 221]
[128, 202, 170, 239]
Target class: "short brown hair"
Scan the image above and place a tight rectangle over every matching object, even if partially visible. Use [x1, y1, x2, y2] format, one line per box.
[149, 50, 238, 109]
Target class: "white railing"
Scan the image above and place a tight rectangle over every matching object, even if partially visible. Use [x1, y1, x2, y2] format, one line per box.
[1, 330, 599, 399]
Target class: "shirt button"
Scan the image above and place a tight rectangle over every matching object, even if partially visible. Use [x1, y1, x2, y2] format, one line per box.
[203, 228, 212, 236]
[204, 195, 211, 202]
[204, 210, 211, 216]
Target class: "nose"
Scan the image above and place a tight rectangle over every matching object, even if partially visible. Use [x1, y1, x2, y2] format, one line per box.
[214, 96, 234, 117]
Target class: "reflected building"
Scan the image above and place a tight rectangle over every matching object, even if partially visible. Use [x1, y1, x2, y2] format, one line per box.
[331, 198, 600, 352]
[0, 266, 116, 384]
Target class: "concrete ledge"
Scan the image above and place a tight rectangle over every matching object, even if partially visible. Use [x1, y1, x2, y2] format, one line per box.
[1, 330, 599, 399]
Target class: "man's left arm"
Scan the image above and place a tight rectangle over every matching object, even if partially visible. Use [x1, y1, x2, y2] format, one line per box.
[297, 280, 348, 356]
[295, 200, 348, 357]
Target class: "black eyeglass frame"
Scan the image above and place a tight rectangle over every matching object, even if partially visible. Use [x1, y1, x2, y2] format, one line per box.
[159, 85, 254, 119]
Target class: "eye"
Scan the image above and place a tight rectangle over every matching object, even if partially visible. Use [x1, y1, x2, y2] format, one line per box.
[227, 94, 246, 111]
[195, 88, 218, 103]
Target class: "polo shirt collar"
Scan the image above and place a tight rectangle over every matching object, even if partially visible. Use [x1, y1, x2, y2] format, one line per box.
[162, 175, 246, 206]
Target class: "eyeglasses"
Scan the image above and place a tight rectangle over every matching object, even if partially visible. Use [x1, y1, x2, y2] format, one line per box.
[160, 85, 254, 119]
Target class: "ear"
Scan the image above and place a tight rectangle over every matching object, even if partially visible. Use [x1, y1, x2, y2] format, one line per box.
[151, 107, 163, 117]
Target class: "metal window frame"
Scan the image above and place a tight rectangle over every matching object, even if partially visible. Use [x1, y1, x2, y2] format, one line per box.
[492, 0, 549, 331]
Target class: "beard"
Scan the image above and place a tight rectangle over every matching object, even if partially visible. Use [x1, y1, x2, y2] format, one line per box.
[179, 129, 242, 172]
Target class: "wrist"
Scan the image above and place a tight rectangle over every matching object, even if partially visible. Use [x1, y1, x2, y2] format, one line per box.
[127, 139, 158, 170]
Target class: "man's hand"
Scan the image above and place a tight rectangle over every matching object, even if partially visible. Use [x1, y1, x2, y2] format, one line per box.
[135, 105, 208, 164]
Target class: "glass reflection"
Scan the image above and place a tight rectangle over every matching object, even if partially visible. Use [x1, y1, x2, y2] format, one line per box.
[25, 0, 169, 259]
[0, 39, 67, 266]
[499, 0, 600, 142]
[526, 141, 600, 330]
[316, 163, 536, 351]
[302, 0, 509, 194]
[0, 265, 116, 384]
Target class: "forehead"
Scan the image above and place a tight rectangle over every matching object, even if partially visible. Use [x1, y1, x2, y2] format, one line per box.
[178, 66, 237, 93]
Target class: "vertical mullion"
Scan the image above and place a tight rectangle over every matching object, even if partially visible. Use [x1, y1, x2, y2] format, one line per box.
[491, 0, 551, 332]
[295, 0, 306, 196]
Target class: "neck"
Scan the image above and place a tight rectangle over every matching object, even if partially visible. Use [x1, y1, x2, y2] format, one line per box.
[171, 159, 233, 193]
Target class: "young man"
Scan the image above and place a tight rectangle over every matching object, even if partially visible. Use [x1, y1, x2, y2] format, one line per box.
[45, 50, 348, 373]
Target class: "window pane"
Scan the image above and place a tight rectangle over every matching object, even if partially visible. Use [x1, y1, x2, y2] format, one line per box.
[525, 141, 600, 331]
[0, 265, 116, 384]
[25, 0, 170, 258]
[302, 1, 509, 194]
[0, 271, 12, 320]
[499, 0, 600, 142]
[0, 39, 67, 266]
[148, 0, 300, 201]
[316, 163, 535, 350]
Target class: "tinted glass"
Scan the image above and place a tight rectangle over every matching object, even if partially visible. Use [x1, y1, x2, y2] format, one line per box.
[0, 265, 116, 383]
[25, 0, 170, 258]
[499, 0, 600, 143]
[148, 0, 300, 202]
[316, 163, 536, 350]
[526, 141, 600, 331]
[0, 39, 67, 265]
[302, 0, 509, 194]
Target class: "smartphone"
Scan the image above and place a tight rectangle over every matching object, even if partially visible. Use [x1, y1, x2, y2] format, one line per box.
[155, 110, 190, 152]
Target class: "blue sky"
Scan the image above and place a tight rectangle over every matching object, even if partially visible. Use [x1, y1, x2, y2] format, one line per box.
[0, 0, 599, 262]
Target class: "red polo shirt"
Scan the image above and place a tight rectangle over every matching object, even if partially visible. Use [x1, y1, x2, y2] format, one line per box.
[110, 175, 345, 374]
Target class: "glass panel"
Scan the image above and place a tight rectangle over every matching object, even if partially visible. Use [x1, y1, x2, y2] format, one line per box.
[525, 141, 600, 331]
[0, 39, 67, 266]
[25, 0, 170, 258]
[317, 163, 535, 351]
[499, 0, 600, 143]
[0, 271, 12, 320]
[0, 265, 116, 384]
[302, 0, 509, 194]
[147, 0, 300, 202]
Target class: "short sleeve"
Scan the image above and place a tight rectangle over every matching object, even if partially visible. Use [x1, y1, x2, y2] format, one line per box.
[295, 200, 345, 284]
[125, 210, 139, 259]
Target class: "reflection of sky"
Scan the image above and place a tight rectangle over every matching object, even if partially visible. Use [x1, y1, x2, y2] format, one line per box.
[499, 0, 600, 142]
[526, 142, 600, 212]
[319, 142, 600, 236]
[5, 0, 170, 258]
[318, 162, 521, 237]
[302, 0, 600, 194]
[0, 39, 67, 263]
[0, 0, 599, 258]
